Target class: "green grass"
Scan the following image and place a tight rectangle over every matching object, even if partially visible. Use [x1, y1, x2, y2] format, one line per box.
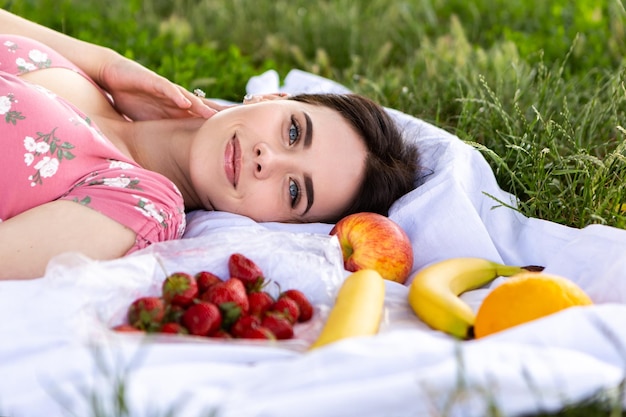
[2, 0, 626, 415]
[5, 0, 626, 230]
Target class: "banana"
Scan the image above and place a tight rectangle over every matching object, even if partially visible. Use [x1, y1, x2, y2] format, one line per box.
[407, 257, 542, 339]
[309, 269, 385, 350]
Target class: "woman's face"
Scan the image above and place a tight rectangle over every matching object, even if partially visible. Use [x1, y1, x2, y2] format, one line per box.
[189, 99, 367, 223]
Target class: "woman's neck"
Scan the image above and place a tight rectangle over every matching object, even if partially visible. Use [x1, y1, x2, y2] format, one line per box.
[124, 118, 206, 210]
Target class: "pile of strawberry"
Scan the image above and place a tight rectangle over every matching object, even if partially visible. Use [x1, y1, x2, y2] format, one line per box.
[113, 253, 313, 340]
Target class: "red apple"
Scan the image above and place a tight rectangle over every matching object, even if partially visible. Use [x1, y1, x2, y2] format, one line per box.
[330, 212, 413, 284]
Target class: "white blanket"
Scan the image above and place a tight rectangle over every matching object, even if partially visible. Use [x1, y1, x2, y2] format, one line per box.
[1, 70, 625, 417]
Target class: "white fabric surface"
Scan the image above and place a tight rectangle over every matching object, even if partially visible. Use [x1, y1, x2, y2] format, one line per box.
[1, 70, 626, 416]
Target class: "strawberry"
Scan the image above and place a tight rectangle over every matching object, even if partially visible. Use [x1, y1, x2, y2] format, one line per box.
[127, 296, 166, 331]
[195, 270, 222, 294]
[162, 272, 198, 307]
[164, 303, 186, 324]
[241, 325, 276, 340]
[269, 296, 300, 324]
[209, 329, 233, 339]
[261, 313, 294, 340]
[160, 322, 188, 335]
[280, 289, 314, 322]
[112, 324, 142, 333]
[182, 302, 222, 336]
[230, 315, 262, 338]
[228, 253, 265, 292]
[201, 277, 250, 318]
[248, 291, 274, 317]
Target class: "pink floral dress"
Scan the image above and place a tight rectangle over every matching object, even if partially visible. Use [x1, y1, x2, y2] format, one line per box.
[0, 35, 186, 253]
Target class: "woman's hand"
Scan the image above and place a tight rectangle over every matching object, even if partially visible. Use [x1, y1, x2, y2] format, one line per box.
[98, 52, 230, 120]
[1, 9, 227, 121]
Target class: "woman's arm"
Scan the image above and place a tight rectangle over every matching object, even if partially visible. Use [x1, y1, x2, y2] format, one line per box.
[0, 9, 226, 120]
[0, 201, 136, 280]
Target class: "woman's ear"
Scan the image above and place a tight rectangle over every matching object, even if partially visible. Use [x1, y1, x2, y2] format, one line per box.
[242, 92, 290, 104]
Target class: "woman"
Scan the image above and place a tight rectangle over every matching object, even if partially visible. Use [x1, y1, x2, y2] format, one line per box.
[0, 10, 419, 280]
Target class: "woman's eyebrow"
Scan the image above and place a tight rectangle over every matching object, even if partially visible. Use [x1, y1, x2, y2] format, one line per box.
[303, 111, 313, 149]
[302, 175, 314, 216]
[301, 112, 314, 215]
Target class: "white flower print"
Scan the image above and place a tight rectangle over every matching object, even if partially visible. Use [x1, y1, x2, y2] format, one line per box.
[15, 57, 36, 72]
[0, 95, 11, 115]
[4, 40, 17, 52]
[23, 136, 36, 152]
[1, 93, 22, 124]
[25, 129, 75, 186]
[24, 153, 34, 166]
[133, 195, 166, 225]
[15, 49, 51, 73]
[28, 49, 48, 64]
[34, 141, 50, 153]
[24, 136, 52, 155]
[35, 157, 59, 178]
[103, 177, 132, 188]
[109, 160, 135, 170]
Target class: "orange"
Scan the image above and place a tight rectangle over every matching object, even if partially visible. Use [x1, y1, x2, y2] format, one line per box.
[473, 272, 593, 338]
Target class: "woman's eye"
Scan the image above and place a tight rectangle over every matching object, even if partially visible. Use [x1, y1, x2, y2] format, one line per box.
[289, 116, 300, 145]
[289, 179, 300, 207]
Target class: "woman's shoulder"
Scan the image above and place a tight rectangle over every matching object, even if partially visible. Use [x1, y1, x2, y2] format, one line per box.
[0, 34, 115, 116]
[0, 72, 186, 247]
[61, 162, 187, 251]
[0, 35, 85, 76]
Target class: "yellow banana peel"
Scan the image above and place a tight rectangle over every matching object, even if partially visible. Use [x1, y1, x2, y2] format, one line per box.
[309, 269, 385, 350]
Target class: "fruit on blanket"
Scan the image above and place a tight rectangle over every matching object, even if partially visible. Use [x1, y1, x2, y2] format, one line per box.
[195, 270, 222, 293]
[230, 315, 262, 338]
[241, 325, 276, 340]
[160, 322, 188, 335]
[211, 329, 233, 339]
[201, 277, 250, 321]
[162, 272, 198, 307]
[407, 257, 544, 339]
[182, 302, 222, 336]
[127, 296, 166, 331]
[113, 324, 143, 333]
[474, 272, 593, 338]
[269, 296, 300, 323]
[330, 212, 413, 284]
[309, 269, 385, 350]
[164, 303, 186, 324]
[262, 313, 295, 340]
[230, 314, 280, 340]
[228, 253, 265, 292]
[280, 289, 314, 322]
[248, 291, 275, 317]
[115, 254, 314, 341]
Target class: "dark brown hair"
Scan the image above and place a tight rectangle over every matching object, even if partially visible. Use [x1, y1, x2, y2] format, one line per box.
[289, 93, 419, 222]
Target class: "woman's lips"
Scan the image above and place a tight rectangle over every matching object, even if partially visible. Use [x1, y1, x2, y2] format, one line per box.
[224, 135, 241, 188]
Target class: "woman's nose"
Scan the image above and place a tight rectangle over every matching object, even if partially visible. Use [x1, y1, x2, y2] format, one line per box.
[253, 142, 285, 179]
